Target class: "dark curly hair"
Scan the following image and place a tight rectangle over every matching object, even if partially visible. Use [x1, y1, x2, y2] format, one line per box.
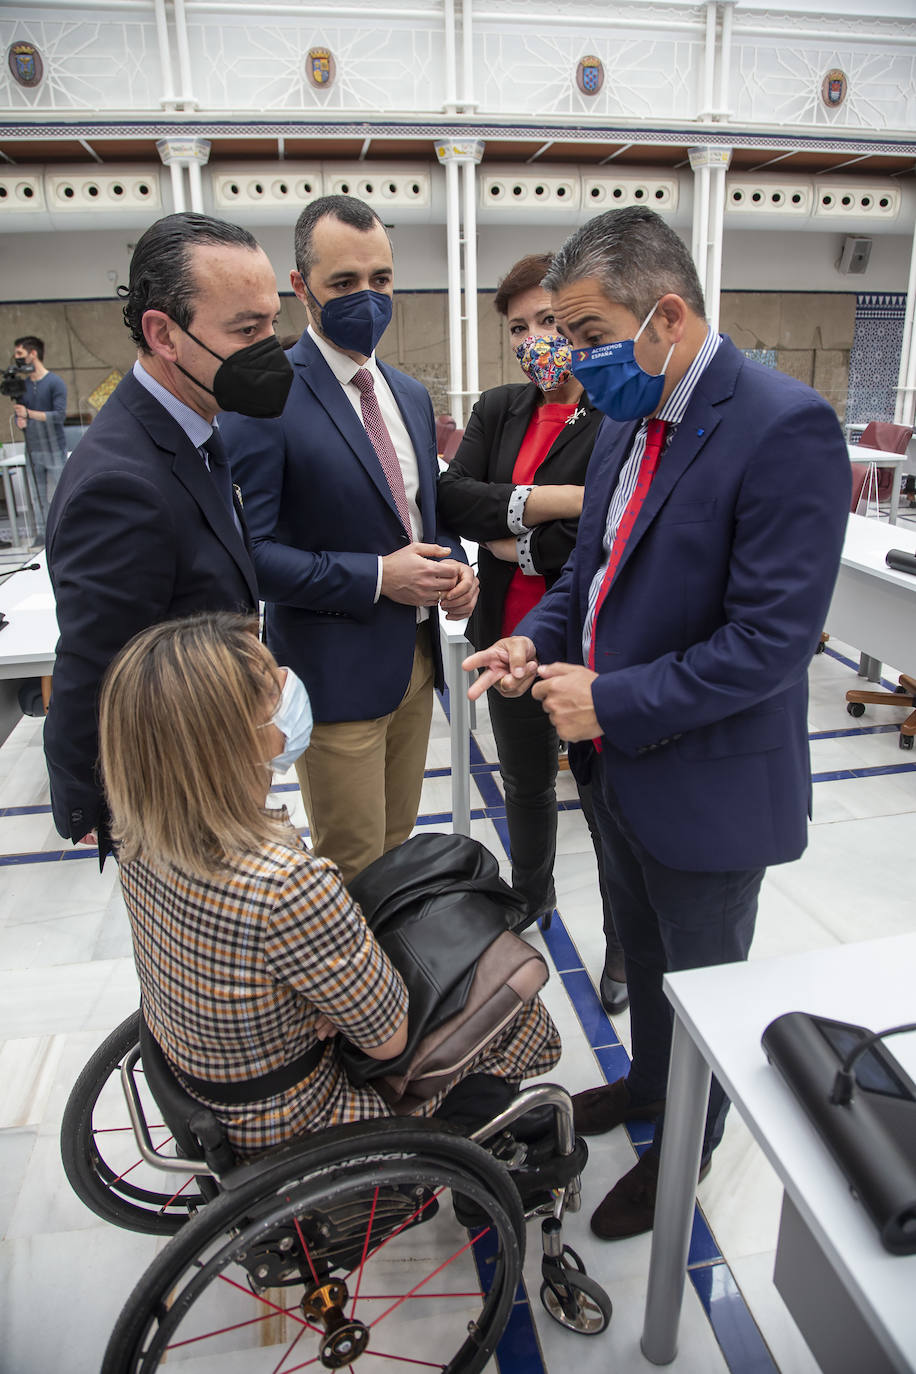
[119, 213, 259, 352]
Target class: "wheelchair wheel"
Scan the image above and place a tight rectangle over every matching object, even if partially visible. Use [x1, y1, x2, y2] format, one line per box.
[103, 1117, 525, 1373]
[60, 1010, 210, 1236]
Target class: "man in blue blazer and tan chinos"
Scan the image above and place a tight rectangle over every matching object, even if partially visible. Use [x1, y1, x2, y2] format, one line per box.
[465, 206, 850, 1240]
[222, 197, 477, 884]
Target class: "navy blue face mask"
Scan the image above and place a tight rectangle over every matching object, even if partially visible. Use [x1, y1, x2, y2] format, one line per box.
[304, 279, 393, 356]
[570, 301, 675, 422]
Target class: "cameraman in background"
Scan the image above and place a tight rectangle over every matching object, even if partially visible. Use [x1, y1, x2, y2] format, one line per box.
[10, 336, 68, 534]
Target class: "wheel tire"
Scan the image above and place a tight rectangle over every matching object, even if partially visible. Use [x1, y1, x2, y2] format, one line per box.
[899, 733, 914, 750]
[103, 1117, 525, 1374]
[60, 1010, 208, 1236]
[540, 1267, 612, 1335]
[847, 702, 866, 718]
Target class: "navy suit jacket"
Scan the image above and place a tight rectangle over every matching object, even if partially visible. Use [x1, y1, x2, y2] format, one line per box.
[44, 370, 258, 852]
[518, 337, 851, 873]
[221, 332, 465, 721]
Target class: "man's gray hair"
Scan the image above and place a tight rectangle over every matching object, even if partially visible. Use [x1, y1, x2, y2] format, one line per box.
[543, 206, 706, 322]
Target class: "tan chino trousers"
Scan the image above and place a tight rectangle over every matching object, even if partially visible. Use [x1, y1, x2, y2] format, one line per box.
[295, 622, 434, 885]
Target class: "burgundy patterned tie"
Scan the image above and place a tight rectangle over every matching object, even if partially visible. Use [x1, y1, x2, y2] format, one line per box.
[352, 368, 413, 536]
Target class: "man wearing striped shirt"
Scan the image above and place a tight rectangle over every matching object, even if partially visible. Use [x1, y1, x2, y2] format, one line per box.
[464, 207, 850, 1240]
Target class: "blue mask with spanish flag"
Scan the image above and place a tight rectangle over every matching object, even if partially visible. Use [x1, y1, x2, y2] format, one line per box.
[570, 301, 675, 422]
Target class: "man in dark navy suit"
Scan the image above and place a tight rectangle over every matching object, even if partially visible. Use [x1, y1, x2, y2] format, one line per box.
[465, 207, 850, 1239]
[44, 212, 292, 861]
[222, 197, 477, 884]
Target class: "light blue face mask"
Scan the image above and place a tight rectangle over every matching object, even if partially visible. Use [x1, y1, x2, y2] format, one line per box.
[570, 300, 676, 422]
[270, 669, 313, 772]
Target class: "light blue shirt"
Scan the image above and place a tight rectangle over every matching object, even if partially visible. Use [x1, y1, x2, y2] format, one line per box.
[132, 360, 213, 453]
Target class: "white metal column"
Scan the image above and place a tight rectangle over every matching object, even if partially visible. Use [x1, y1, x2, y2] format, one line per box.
[462, 159, 480, 409]
[435, 139, 485, 426]
[895, 218, 916, 427]
[157, 138, 210, 216]
[689, 147, 732, 330]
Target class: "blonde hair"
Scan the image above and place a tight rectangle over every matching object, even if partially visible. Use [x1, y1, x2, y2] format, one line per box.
[99, 612, 296, 877]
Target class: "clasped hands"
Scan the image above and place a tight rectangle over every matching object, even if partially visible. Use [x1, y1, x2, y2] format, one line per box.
[380, 542, 478, 619]
[462, 635, 600, 741]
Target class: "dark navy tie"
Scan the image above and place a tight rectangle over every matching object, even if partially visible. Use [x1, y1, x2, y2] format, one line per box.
[204, 426, 234, 515]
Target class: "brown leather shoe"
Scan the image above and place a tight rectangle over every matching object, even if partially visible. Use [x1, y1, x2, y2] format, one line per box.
[590, 1150, 712, 1241]
[572, 1077, 665, 1137]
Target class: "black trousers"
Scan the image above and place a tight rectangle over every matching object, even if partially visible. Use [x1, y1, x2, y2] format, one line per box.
[590, 767, 764, 1157]
[487, 685, 558, 921]
[487, 688, 624, 968]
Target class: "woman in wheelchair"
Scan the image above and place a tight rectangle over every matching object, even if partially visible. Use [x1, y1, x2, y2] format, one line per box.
[98, 610, 561, 1160]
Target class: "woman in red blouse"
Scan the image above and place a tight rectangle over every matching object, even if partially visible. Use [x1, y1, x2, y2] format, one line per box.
[438, 256, 627, 1012]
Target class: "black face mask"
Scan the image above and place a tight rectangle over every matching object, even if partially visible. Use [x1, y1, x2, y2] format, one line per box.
[174, 327, 293, 418]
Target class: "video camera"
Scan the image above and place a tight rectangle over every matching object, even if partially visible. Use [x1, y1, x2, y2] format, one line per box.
[0, 359, 34, 402]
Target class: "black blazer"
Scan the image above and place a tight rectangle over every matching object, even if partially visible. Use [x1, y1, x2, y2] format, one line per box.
[436, 383, 603, 649]
[43, 371, 258, 857]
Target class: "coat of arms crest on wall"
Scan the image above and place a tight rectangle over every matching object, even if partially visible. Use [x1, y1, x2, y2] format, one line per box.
[576, 56, 604, 96]
[306, 47, 336, 90]
[8, 41, 43, 88]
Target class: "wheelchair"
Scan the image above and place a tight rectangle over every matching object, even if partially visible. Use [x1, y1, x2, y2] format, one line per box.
[61, 1008, 612, 1372]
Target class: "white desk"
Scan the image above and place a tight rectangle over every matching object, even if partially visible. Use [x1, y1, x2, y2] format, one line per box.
[0, 553, 57, 680]
[643, 935, 916, 1371]
[827, 513, 916, 682]
[849, 445, 908, 525]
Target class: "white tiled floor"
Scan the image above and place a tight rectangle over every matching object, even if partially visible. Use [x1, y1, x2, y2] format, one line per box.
[0, 636, 914, 1373]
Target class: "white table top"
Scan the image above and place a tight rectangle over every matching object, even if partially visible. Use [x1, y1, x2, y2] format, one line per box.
[0, 553, 57, 678]
[664, 934, 916, 1373]
[849, 445, 909, 469]
[841, 512, 916, 591]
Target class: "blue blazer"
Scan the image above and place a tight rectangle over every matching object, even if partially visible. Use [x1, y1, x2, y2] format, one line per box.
[44, 370, 258, 851]
[221, 332, 465, 721]
[518, 337, 851, 873]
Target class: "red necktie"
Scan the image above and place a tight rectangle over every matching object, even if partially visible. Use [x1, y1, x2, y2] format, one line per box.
[588, 417, 668, 749]
[352, 368, 413, 537]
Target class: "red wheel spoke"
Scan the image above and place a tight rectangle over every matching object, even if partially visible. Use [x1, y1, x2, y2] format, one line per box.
[272, 1319, 308, 1374]
[359, 1352, 446, 1368]
[216, 1271, 316, 1330]
[109, 1138, 173, 1186]
[160, 1173, 198, 1210]
[369, 1227, 489, 1330]
[293, 1215, 322, 1287]
[167, 1304, 304, 1351]
[350, 1185, 380, 1315]
[344, 1187, 446, 1280]
[91, 1123, 166, 1134]
[350, 1292, 483, 1300]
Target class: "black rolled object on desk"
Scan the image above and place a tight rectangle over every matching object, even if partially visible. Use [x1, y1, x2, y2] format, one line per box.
[762, 1011, 916, 1255]
[886, 548, 916, 576]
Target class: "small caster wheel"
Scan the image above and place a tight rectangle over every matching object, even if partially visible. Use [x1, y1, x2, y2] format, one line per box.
[899, 733, 914, 750]
[540, 1227, 612, 1335]
[847, 702, 866, 718]
[814, 640, 826, 654]
[894, 684, 909, 695]
[540, 1267, 612, 1335]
